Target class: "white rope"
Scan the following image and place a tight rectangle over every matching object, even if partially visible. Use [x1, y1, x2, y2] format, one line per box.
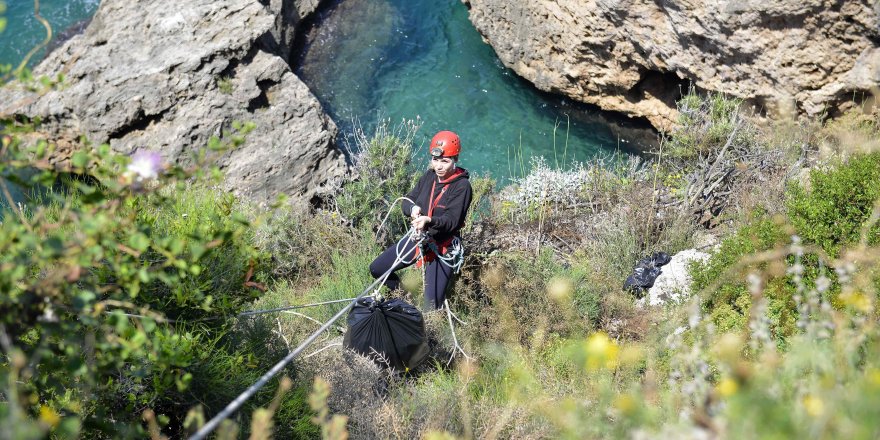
[280, 310, 323, 327]
[189, 230, 425, 440]
[376, 196, 417, 241]
[443, 299, 472, 366]
[303, 342, 343, 360]
[237, 297, 360, 317]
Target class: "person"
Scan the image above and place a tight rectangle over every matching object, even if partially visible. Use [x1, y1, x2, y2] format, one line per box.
[369, 130, 473, 310]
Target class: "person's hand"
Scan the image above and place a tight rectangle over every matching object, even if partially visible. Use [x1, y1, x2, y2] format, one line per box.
[411, 205, 422, 219]
[412, 215, 431, 231]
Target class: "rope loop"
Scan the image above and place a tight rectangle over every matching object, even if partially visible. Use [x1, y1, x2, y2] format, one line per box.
[423, 236, 465, 274]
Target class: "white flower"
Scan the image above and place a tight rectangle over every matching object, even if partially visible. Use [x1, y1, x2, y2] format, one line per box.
[127, 150, 163, 182]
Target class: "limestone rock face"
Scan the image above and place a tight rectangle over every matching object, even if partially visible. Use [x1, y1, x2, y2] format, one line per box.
[0, 0, 347, 207]
[463, 0, 880, 131]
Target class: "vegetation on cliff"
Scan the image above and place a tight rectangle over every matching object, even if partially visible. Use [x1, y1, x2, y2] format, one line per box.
[3, 83, 880, 439]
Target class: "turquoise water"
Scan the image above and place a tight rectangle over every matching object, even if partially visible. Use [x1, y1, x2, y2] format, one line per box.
[0, 0, 99, 68]
[0, 0, 94, 208]
[295, 0, 655, 180]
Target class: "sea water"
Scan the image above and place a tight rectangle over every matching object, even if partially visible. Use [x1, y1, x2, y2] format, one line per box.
[295, 0, 655, 181]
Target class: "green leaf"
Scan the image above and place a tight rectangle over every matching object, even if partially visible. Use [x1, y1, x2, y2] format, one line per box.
[138, 268, 150, 283]
[128, 232, 150, 252]
[58, 417, 82, 438]
[71, 151, 89, 168]
[190, 243, 205, 260]
[168, 237, 184, 254]
[34, 140, 46, 158]
[207, 136, 222, 151]
[141, 318, 156, 333]
[73, 290, 96, 310]
[176, 373, 193, 392]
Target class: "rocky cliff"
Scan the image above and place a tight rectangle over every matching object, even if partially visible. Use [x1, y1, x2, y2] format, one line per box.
[463, 0, 880, 131]
[0, 0, 347, 207]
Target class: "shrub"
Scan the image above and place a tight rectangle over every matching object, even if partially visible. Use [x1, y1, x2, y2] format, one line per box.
[819, 107, 880, 156]
[499, 154, 649, 223]
[690, 216, 799, 341]
[334, 119, 421, 242]
[0, 121, 289, 437]
[253, 209, 354, 281]
[693, 149, 880, 342]
[786, 152, 880, 258]
[665, 89, 756, 160]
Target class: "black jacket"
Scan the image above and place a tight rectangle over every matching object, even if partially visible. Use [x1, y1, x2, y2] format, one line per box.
[402, 168, 473, 243]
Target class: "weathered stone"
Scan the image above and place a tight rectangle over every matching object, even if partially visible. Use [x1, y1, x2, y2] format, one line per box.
[0, 0, 347, 207]
[641, 249, 711, 307]
[463, 0, 880, 131]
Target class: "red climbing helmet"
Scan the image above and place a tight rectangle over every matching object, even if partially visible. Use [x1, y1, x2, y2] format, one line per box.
[429, 131, 461, 158]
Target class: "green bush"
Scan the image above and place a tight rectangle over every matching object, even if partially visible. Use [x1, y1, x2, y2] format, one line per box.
[691, 216, 797, 341]
[693, 153, 880, 342]
[665, 89, 756, 160]
[786, 152, 880, 258]
[334, 120, 421, 242]
[0, 121, 291, 437]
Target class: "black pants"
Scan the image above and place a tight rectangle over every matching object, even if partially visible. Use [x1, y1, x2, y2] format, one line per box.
[369, 236, 453, 310]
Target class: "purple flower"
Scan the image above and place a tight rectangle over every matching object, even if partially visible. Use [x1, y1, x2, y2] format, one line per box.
[127, 150, 163, 182]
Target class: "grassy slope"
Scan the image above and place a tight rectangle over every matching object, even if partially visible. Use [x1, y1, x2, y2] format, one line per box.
[233, 104, 880, 439]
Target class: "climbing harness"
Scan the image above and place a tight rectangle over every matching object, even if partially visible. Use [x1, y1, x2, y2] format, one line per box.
[420, 236, 464, 274]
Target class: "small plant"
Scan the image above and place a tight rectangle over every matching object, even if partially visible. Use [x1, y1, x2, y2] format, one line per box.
[308, 378, 349, 440]
[0, 117, 273, 437]
[217, 76, 234, 94]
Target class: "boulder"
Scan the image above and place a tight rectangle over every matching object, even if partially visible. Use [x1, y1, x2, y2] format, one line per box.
[0, 0, 347, 207]
[462, 0, 880, 131]
[642, 249, 710, 307]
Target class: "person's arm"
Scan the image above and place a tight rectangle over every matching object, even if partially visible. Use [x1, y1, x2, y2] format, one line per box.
[402, 171, 429, 217]
[426, 181, 472, 235]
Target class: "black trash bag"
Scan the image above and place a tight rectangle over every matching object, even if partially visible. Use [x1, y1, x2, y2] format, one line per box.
[343, 297, 430, 372]
[623, 252, 672, 294]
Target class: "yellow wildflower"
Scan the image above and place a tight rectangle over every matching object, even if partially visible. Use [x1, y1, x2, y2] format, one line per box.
[841, 290, 872, 313]
[39, 406, 61, 428]
[584, 332, 619, 370]
[803, 395, 825, 417]
[613, 394, 638, 416]
[716, 378, 738, 397]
